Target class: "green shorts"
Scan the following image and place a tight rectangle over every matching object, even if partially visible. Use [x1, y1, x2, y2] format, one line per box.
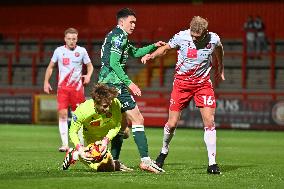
[105, 83, 136, 112]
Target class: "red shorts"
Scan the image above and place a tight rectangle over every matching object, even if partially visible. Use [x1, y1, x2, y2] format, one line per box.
[169, 79, 216, 111]
[57, 86, 85, 111]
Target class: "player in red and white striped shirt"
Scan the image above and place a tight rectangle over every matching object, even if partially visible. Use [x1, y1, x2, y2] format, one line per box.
[44, 28, 94, 152]
[142, 16, 225, 174]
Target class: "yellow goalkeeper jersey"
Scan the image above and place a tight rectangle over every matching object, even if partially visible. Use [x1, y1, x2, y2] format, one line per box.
[69, 98, 122, 146]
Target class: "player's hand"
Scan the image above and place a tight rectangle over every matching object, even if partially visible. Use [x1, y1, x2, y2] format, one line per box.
[215, 70, 225, 82]
[154, 41, 166, 47]
[141, 54, 152, 64]
[128, 82, 141, 96]
[82, 75, 91, 85]
[76, 144, 94, 162]
[123, 127, 130, 139]
[43, 82, 52, 94]
[97, 137, 109, 157]
[220, 71, 225, 81]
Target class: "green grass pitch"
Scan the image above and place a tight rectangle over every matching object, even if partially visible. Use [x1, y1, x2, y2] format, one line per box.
[0, 124, 284, 189]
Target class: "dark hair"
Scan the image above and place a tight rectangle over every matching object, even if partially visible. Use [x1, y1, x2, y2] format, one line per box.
[91, 83, 118, 105]
[116, 8, 136, 21]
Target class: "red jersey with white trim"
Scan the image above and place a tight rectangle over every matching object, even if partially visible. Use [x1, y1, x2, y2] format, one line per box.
[168, 30, 221, 84]
[51, 45, 91, 91]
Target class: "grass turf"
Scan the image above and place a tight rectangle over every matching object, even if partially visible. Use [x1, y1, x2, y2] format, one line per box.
[0, 124, 284, 189]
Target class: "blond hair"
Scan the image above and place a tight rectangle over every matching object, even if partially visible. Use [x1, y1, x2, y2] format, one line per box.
[64, 28, 78, 36]
[190, 16, 208, 34]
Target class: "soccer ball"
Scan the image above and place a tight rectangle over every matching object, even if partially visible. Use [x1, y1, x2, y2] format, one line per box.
[85, 142, 104, 163]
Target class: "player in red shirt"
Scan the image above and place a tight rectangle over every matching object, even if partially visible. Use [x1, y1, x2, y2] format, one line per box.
[142, 16, 225, 174]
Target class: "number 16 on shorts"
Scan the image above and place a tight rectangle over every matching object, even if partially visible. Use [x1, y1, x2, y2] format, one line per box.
[201, 95, 216, 108]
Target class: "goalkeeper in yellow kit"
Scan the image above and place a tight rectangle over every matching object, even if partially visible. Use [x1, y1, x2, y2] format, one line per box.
[62, 83, 122, 172]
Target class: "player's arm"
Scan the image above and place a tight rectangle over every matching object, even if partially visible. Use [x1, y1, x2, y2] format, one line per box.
[213, 41, 225, 81]
[109, 35, 142, 96]
[106, 117, 121, 141]
[69, 105, 96, 161]
[82, 62, 94, 85]
[99, 121, 121, 155]
[110, 49, 142, 95]
[129, 41, 166, 58]
[104, 99, 122, 141]
[82, 49, 94, 85]
[128, 44, 156, 58]
[69, 111, 84, 148]
[109, 35, 132, 86]
[43, 61, 55, 94]
[141, 44, 171, 64]
[69, 112, 95, 161]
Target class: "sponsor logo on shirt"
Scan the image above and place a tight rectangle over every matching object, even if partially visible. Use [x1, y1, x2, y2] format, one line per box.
[199, 50, 211, 58]
[187, 48, 198, 58]
[63, 58, 70, 65]
[206, 43, 212, 49]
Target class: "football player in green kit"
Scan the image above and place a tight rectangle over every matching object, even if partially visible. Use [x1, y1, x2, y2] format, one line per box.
[99, 8, 165, 173]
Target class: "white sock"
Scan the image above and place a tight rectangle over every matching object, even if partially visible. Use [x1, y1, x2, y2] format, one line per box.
[59, 118, 69, 146]
[161, 124, 175, 154]
[141, 156, 151, 162]
[73, 151, 79, 160]
[204, 127, 217, 166]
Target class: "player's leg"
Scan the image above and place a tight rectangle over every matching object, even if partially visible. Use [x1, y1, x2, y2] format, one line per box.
[194, 83, 220, 174]
[125, 106, 147, 157]
[156, 79, 191, 168]
[62, 148, 78, 170]
[57, 88, 69, 152]
[155, 110, 181, 168]
[111, 114, 126, 161]
[126, 106, 164, 173]
[111, 114, 133, 171]
[199, 107, 220, 174]
[58, 109, 69, 152]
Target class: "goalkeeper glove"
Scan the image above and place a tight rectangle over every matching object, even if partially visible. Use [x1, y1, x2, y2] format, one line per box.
[76, 144, 94, 163]
[97, 137, 109, 157]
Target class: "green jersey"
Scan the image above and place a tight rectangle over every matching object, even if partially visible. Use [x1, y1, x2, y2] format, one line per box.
[99, 26, 157, 86]
[69, 98, 122, 146]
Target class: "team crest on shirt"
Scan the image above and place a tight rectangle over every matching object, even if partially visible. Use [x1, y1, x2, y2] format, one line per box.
[75, 52, 80, 57]
[72, 114, 78, 122]
[206, 43, 212, 49]
[113, 36, 123, 48]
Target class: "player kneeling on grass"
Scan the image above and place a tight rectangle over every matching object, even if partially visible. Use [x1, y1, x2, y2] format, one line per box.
[62, 83, 132, 172]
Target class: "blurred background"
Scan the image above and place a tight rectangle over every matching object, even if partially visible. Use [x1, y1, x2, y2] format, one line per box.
[0, 0, 284, 130]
